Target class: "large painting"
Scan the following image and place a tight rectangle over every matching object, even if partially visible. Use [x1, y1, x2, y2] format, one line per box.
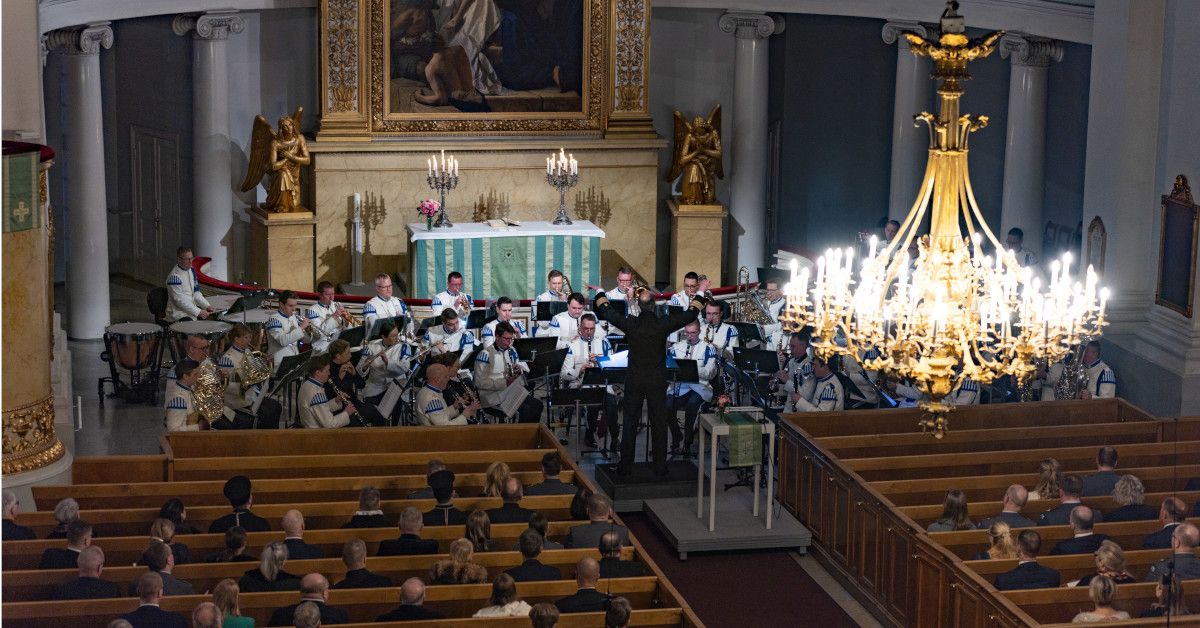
[1155, 175, 1199, 317]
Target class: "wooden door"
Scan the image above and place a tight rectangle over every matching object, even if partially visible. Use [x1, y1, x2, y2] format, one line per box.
[129, 126, 181, 284]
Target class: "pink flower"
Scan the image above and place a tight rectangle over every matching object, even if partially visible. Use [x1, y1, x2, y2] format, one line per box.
[417, 199, 440, 218]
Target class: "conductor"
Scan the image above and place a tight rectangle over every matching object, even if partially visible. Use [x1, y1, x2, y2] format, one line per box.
[593, 277, 711, 476]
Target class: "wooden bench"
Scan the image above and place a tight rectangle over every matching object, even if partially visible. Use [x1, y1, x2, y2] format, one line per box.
[1003, 580, 1200, 624]
[899, 490, 1200, 527]
[2, 547, 638, 602]
[32, 471, 576, 510]
[161, 425, 551, 458]
[964, 548, 1182, 585]
[929, 518, 1200, 561]
[169, 449, 554, 481]
[342, 609, 696, 628]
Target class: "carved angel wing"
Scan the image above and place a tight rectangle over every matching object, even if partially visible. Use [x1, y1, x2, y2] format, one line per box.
[707, 103, 723, 180]
[239, 115, 276, 193]
[667, 110, 690, 182]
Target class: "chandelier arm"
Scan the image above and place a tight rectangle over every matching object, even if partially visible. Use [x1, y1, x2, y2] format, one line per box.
[961, 166, 1009, 259]
[879, 156, 937, 261]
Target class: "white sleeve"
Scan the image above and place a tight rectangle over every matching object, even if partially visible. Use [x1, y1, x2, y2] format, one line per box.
[1095, 368, 1116, 398]
[315, 401, 352, 428]
[473, 351, 505, 393]
[267, 318, 305, 348]
[193, 283, 211, 311]
[561, 345, 583, 383]
[164, 396, 199, 432]
[167, 275, 202, 318]
[697, 346, 717, 382]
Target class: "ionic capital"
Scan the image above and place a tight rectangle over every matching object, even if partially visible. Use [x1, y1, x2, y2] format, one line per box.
[173, 10, 245, 41]
[719, 12, 784, 40]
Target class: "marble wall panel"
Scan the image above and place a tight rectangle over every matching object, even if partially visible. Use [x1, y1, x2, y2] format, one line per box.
[2, 228, 51, 405]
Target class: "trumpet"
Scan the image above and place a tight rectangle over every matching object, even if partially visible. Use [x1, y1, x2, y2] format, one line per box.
[453, 293, 472, 318]
[335, 304, 362, 328]
[561, 275, 574, 300]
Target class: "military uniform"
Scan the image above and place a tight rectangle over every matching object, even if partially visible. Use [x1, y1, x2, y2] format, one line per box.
[298, 377, 352, 428]
[265, 310, 306, 368]
[362, 295, 410, 332]
[424, 324, 476, 356]
[165, 264, 211, 321]
[415, 383, 469, 426]
[791, 372, 844, 412]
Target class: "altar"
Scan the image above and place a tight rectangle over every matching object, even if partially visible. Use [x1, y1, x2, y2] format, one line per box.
[408, 221, 603, 300]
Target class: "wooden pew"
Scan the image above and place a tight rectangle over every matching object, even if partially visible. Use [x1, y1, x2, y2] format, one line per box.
[899, 490, 1200, 527]
[12, 494, 575, 538]
[929, 518, 1200, 561]
[169, 449, 552, 481]
[815, 421, 1164, 459]
[2, 547, 638, 602]
[3, 522, 590, 571]
[345, 609, 697, 628]
[1003, 580, 1200, 624]
[32, 471, 575, 510]
[871, 464, 1200, 507]
[964, 548, 1183, 585]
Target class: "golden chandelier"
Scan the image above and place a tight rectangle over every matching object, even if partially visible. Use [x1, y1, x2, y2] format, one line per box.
[780, 1, 1108, 437]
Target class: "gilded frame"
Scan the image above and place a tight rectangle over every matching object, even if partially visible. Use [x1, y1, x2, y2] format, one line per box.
[1085, 215, 1106, 275]
[1154, 175, 1198, 318]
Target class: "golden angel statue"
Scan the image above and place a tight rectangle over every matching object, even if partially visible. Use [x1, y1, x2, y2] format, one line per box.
[240, 107, 311, 213]
[667, 104, 723, 205]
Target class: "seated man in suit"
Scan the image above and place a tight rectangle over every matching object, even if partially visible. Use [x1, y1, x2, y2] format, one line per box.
[1143, 497, 1188, 549]
[566, 493, 629, 549]
[408, 459, 447, 499]
[976, 485, 1037, 530]
[376, 577, 446, 621]
[192, 602, 222, 628]
[527, 452, 577, 496]
[55, 545, 120, 599]
[119, 571, 188, 628]
[423, 469, 468, 526]
[486, 477, 538, 524]
[1145, 522, 1200, 582]
[994, 529, 1062, 591]
[342, 486, 391, 529]
[131, 540, 194, 597]
[332, 538, 392, 589]
[505, 528, 563, 582]
[1048, 506, 1109, 555]
[39, 518, 92, 569]
[555, 557, 610, 613]
[267, 573, 348, 627]
[209, 475, 271, 534]
[529, 511, 563, 550]
[281, 510, 324, 560]
[291, 602, 320, 628]
[379, 506, 439, 556]
[1038, 474, 1103, 526]
[2, 489, 35, 540]
[1081, 446, 1120, 497]
[598, 531, 643, 578]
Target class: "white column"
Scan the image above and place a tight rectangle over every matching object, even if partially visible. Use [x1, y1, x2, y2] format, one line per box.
[719, 11, 783, 273]
[999, 33, 1062, 259]
[173, 11, 244, 281]
[46, 23, 113, 340]
[882, 21, 932, 220]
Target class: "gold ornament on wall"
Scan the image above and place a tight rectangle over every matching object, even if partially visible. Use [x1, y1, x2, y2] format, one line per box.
[241, 107, 311, 213]
[2, 396, 64, 474]
[668, 105, 723, 205]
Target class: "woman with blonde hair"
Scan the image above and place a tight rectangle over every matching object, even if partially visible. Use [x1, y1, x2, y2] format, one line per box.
[1072, 540, 1137, 587]
[1105, 475, 1158, 521]
[466, 509, 494, 552]
[1028, 459, 1061, 501]
[482, 461, 511, 497]
[927, 490, 973, 532]
[211, 578, 254, 627]
[972, 521, 1018, 560]
[147, 518, 192, 565]
[47, 498, 80, 539]
[1071, 575, 1131, 622]
[473, 573, 532, 617]
[430, 538, 489, 584]
[238, 542, 301, 593]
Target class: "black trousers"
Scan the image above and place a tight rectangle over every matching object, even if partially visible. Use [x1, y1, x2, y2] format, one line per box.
[219, 397, 282, 429]
[667, 390, 706, 447]
[620, 372, 668, 473]
[586, 392, 621, 439]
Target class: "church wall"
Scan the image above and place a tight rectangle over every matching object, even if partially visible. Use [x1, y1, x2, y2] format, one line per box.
[957, 29, 1011, 231]
[1041, 40, 1092, 260]
[2, 0, 44, 141]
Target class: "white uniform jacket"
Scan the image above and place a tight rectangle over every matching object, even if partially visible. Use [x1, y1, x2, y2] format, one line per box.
[560, 336, 612, 389]
[791, 373, 844, 412]
[164, 384, 202, 432]
[424, 325, 476, 356]
[304, 301, 344, 353]
[265, 310, 307, 367]
[669, 339, 718, 402]
[480, 318, 528, 349]
[298, 377, 352, 428]
[358, 339, 414, 398]
[165, 264, 211, 321]
[362, 296, 410, 332]
[472, 343, 528, 408]
[416, 384, 469, 426]
[699, 321, 739, 358]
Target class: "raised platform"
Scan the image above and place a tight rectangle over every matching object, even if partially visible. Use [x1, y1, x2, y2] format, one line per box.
[643, 492, 811, 560]
[594, 461, 698, 513]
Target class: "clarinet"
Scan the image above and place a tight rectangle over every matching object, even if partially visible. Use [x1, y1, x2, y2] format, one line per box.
[324, 381, 366, 426]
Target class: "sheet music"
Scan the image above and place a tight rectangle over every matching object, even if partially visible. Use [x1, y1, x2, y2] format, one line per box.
[596, 350, 628, 368]
[379, 380, 404, 416]
[498, 378, 530, 418]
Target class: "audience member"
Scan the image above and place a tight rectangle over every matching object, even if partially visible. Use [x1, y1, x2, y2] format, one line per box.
[527, 453, 577, 496]
[505, 528, 562, 582]
[1072, 540, 1136, 587]
[210, 476, 271, 534]
[158, 498, 201, 536]
[466, 509, 495, 552]
[133, 540, 194, 596]
[482, 461, 512, 497]
[976, 485, 1036, 530]
[107, 621, 134, 628]
[211, 578, 253, 628]
[378, 506, 438, 556]
[1071, 575, 1130, 622]
[1144, 497, 1188, 549]
[1081, 446, 1120, 497]
[528, 511, 563, 550]
[332, 538, 392, 589]
[118, 572, 188, 628]
[206, 526, 256, 563]
[1105, 475, 1158, 522]
[1028, 458, 1061, 501]
[292, 601, 322, 628]
[974, 521, 1018, 560]
[55, 545, 120, 599]
[342, 486, 390, 529]
[473, 573, 533, 617]
[529, 602, 561, 628]
[408, 459, 448, 499]
[239, 542, 301, 593]
[994, 530, 1061, 591]
[1141, 573, 1190, 618]
[555, 557, 608, 613]
[1038, 474, 1103, 526]
[191, 602, 222, 628]
[486, 477, 538, 524]
[927, 489, 974, 532]
[606, 596, 633, 628]
[148, 518, 191, 565]
[2, 489, 35, 540]
[46, 497, 81, 539]
[1049, 506, 1108, 555]
[566, 493, 629, 549]
[281, 509, 324, 559]
[430, 537, 489, 584]
[569, 485, 594, 521]
[375, 578, 446, 621]
[267, 573, 348, 627]
[599, 531, 643, 578]
[423, 469, 468, 526]
[39, 518, 92, 569]
[1145, 522, 1200, 581]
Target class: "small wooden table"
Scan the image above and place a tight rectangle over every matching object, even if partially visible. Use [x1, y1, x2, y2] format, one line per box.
[696, 408, 775, 532]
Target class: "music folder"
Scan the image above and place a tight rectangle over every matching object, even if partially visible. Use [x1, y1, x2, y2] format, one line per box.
[367, 316, 409, 341]
[337, 324, 366, 347]
[733, 347, 780, 373]
[730, 321, 766, 345]
[535, 301, 568, 321]
[465, 308, 492, 330]
[514, 336, 556, 361]
[595, 350, 628, 369]
[497, 379, 530, 418]
[668, 357, 700, 384]
[584, 367, 626, 387]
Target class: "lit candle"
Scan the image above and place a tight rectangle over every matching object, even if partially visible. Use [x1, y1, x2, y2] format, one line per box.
[868, 235, 878, 260]
[427, 158, 433, 176]
[432, 155, 438, 175]
[1099, 287, 1110, 317]
[440, 149, 446, 172]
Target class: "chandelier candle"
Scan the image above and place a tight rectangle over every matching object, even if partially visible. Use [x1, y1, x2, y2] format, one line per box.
[547, 148, 579, 225]
[426, 149, 459, 228]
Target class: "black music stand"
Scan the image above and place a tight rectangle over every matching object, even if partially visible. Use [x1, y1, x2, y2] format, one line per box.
[338, 324, 366, 347]
[583, 367, 625, 458]
[730, 321, 766, 347]
[268, 353, 318, 428]
[466, 308, 492, 330]
[550, 386, 608, 460]
[606, 336, 630, 354]
[514, 337, 557, 362]
[655, 304, 684, 318]
[535, 301, 568, 322]
[367, 316, 409, 341]
[607, 299, 629, 318]
[757, 266, 790, 286]
[417, 316, 440, 333]
[732, 347, 778, 405]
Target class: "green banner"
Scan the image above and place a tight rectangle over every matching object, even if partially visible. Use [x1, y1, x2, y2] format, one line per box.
[722, 411, 763, 467]
[2, 152, 38, 233]
[488, 236, 529, 299]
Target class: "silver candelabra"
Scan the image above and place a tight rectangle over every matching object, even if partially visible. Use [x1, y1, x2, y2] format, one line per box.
[427, 169, 458, 228]
[547, 170, 579, 225]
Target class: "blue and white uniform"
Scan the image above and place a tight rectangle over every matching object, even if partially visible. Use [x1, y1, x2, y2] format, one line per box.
[480, 318, 528, 349]
[357, 339, 414, 398]
[782, 352, 814, 405]
[560, 336, 612, 389]
[431, 290, 473, 315]
[424, 324, 476, 356]
[165, 264, 211, 321]
[533, 290, 564, 336]
[415, 383, 469, 426]
[791, 372, 844, 412]
[304, 301, 344, 353]
[699, 321, 739, 358]
[668, 338, 718, 402]
[265, 310, 306, 367]
[362, 295, 409, 332]
[164, 383, 201, 432]
[298, 377, 351, 428]
[1085, 359, 1117, 399]
[549, 311, 606, 350]
[763, 296, 786, 350]
[473, 342, 528, 409]
[216, 345, 264, 410]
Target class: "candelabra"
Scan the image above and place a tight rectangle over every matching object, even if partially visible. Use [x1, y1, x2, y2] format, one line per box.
[546, 149, 579, 225]
[426, 161, 458, 228]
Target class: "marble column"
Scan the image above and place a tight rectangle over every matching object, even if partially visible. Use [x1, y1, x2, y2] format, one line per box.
[881, 21, 932, 220]
[999, 33, 1062, 259]
[173, 10, 244, 281]
[46, 23, 113, 340]
[718, 11, 783, 273]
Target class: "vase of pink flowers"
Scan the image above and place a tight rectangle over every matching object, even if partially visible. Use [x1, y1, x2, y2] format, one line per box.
[715, 393, 732, 421]
[417, 199, 440, 230]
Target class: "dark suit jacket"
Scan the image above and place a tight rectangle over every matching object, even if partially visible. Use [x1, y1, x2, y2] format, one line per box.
[993, 561, 1062, 590]
[1037, 502, 1103, 526]
[118, 604, 189, 628]
[375, 605, 446, 621]
[283, 537, 324, 560]
[267, 600, 348, 626]
[341, 513, 392, 529]
[1104, 504, 1158, 522]
[38, 547, 80, 570]
[505, 558, 563, 582]
[555, 587, 611, 613]
[599, 557, 644, 578]
[486, 503, 538, 525]
[55, 576, 121, 600]
[239, 568, 302, 593]
[526, 478, 577, 496]
[423, 504, 468, 526]
[378, 533, 438, 556]
[209, 509, 271, 533]
[976, 511, 1037, 530]
[565, 521, 629, 550]
[333, 567, 392, 589]
[130, 571, 194, 596]
[1143, 523, 1182, 549]
[1048, 533, 1109, 556]
[1081, 470, 1119, 497]
[3, 518, 36, 540]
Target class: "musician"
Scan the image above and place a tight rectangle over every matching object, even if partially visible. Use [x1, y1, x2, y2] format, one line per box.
[425, 308, 477, 356]
[164, 360, 209, 432]
[428, 352, 477, 417]
[165, 335, 217, 399]
[431, 271, 473, 317]
[1006, 228, 1039, 268]
[891, 375, 979, 406]
[474, 322, 543, 423]
[842, 354, 881, 407]
[593, 277, 710, 476]
[667, 320, 718, 456]
[363, 273, 410, 332]
[265, 290, 310, 368]
[667, 272, 702, 343]
[480, 296, 528, 348]
[560, 313, 619, 448]
[771, 329, 814, 405]
[165, 247, 215, 321]
[533, 270, 568, 337]
[358, 320, 415, 399]
[305, 282, 349, 353]
[327, 339, 388, 427]
[550, 293, 604, 350]
[417, 363, 479, 426]
[298, 356, 355, 428]
[761, 279, 786, 350]
[1080, 341, 1116, 399]
[699, 301, 739, 358]
[215, 324, 282, 429]
[789, 356, 844, 412]
[603, 266, 635, 301]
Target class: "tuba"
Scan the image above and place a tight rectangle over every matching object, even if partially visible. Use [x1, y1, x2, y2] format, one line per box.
[732, 266, 773, 325]
[1054, 344, 1090, 400]
[190, 362, 227, 424]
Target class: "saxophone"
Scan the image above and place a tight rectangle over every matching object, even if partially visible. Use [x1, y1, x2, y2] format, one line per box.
[189, 362, 227, 424]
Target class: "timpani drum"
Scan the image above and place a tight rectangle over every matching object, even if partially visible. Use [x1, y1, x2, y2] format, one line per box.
[104, 322, 163, 370]
[169, 320, 233, 359]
